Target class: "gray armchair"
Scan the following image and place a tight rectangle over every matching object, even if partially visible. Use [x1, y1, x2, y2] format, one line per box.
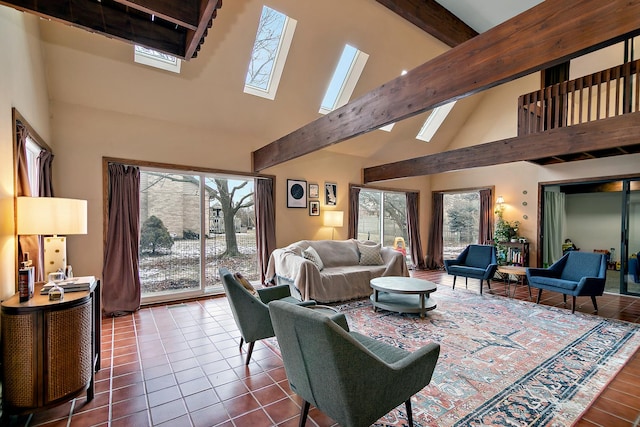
[219, 268, 315, 365]
[526, 251, 607, 313]
[444, 244, 498, 294]
[268, 300, 440, 427]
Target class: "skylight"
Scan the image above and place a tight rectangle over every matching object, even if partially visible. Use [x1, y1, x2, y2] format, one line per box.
[244, 6, 297, 100]
[134, 45, 181, 73]
[319, 44, 369, 114]
[416, 101, 457, 142]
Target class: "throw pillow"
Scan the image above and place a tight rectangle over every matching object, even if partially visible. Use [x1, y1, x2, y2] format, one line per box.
[303, 246, 325, 271]
[234, 272, 257, 296]
[358, 243, 384, 265]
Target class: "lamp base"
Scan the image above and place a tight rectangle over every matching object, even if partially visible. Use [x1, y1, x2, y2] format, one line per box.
[44, 236, 67, 277]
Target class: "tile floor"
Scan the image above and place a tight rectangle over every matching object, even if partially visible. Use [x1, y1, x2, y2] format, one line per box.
[5, 270, 640, 427]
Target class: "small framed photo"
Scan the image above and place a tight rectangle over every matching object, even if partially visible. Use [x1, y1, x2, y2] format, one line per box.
[287, 179, 307, 208]
[308, 183, 319, 199]
[325, 182, 337, 206]
[309, 201, 320, 216]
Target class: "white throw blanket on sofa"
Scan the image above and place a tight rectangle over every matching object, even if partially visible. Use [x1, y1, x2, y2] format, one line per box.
[266, 239, 409, 303]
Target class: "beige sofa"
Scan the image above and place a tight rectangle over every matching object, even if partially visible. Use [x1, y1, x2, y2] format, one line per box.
[266, 239, 409, 303]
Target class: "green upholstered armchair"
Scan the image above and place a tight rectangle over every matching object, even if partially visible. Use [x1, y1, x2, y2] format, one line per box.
[219, 268, 315, 365]
[268, 300, 441, 427]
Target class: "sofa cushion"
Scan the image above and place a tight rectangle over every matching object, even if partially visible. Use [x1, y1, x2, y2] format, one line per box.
[303, 246, 324, 271]
[531, 276, 578, 292]
[447, 265, 488, 279]
[465, 245, 494, 269]
[310, 240, 360, 267]
[560, 252, 602, 282]
[358, 242, 383, 265]
[234, 272, 257, 296]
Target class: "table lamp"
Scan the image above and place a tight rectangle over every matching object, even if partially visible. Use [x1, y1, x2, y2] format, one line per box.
[324, 210, 343, 240]
[17, 197, 88, 277]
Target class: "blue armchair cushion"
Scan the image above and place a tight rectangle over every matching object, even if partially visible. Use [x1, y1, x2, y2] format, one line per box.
[465, 245, 494, 268]
[560, 252, 603, 282]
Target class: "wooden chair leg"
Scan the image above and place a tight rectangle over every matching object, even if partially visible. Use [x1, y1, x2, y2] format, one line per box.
[245, 341, 255, 365]
[299, 401, 310, 427]
[452, 276, 457, 290]
[571, 296, 576, 313]
[239, 337, 244, 350]
[479, 279, 483, 295]
[536, 289, 542, 304]
[405, 399, 413, 427]
[563, 294, 567, 305]
[486, 279, 491, 290]
[591, 295, 598, 312]
[465, 277, 468, 289]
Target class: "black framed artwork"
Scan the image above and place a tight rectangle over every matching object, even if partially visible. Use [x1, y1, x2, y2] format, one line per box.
[325, 182, 337, 206]
[309, 201, 320, 216]
[287, 179, 307, 208]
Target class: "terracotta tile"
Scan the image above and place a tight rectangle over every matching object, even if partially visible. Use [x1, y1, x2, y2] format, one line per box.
[232, 408, 274, 426]
[222, 393, 260, 419]
[147, 385, 182, 407]
[145, 373, 178, 393]
[214, 380, 249, 401]
[149, 399, 188, 425]
[64, 404, 109, 427]
[263, 397, 302, 424]
[110, 395, 149, 420]
[252, 384, 287, 406]
[184, 389, 220, 412]
[189, 402, 229, 427]
[179, 377, 212, 397]
[110, 410, 151, 427]
[111, 382, 146, 403]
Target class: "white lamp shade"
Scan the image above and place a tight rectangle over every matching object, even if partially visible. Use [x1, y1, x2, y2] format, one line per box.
[496, 195, 505, 204]
[17, 197, 88, 236]
[324, 210, 344, 228]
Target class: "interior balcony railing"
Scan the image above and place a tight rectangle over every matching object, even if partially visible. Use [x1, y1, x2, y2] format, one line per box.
[518, 59, 640, 136]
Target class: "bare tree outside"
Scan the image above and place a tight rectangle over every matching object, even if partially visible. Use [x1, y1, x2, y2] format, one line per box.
[245, 6, 286, 90]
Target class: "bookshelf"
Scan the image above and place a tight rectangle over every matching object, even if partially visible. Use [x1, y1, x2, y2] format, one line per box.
[501, 241, 529, 266]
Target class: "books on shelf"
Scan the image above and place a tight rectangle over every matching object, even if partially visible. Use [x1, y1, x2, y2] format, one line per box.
[40, 276, 96, 295]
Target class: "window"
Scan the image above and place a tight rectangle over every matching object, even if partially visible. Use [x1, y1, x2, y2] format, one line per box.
[319, 44, 369, 114]
[416, 101, 457, 142]
[443, 191, 480, 259]
[244, 6, 297, 100]
[24, 137, 42, 196]
[139, 169, 257, 302]
[357, 189, 409, 258]
[134, 45, 181, 73]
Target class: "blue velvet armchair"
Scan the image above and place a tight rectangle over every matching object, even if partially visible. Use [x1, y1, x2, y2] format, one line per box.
[268, 300, 440, 427]
[219, 267, 315, 365]
[526, 251, 607, 313]
[444, 244, 498, 295]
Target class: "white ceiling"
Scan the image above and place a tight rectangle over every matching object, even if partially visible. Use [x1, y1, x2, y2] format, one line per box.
[436, 0, 544, 33]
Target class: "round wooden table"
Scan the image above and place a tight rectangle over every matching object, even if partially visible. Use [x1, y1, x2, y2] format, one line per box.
[370, 276, 437, 318]
[497, 265, 531, 299]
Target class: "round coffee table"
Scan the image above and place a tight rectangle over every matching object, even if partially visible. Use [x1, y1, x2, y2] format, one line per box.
[370, 276, 437, 318]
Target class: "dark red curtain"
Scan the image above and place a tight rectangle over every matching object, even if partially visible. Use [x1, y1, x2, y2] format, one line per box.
[425, 192, 444, 269]
[102, 163, 141, 316]
[255, 178, 276, 284]
[479, 188, 494, 244]
[406, 192, 426, 269]
[348, 186, 360, 239]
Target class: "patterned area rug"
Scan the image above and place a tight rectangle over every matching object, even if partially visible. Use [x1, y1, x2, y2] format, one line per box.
[282, 286, 640, 426]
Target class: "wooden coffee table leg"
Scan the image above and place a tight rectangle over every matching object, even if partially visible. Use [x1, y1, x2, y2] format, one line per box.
[420, 293, 425, 318]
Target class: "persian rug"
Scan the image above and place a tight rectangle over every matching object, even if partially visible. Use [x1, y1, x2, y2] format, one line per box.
[272, 286, 640, 427]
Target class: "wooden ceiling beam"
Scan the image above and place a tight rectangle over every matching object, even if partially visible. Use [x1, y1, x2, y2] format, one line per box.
[252, 0, 640, 172]
[375, 0, 477, 47]
[363, 113, 640, 182]
[185, 0, 221, 60]
[114, 0, 200, 30]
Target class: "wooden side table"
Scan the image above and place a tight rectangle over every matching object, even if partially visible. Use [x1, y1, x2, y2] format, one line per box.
[1, 278, 101, 416]
[497, 265, 531, 299]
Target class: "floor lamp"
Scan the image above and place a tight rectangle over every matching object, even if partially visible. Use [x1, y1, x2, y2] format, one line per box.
[324, 210, 343, 240]
[17, 197, 88, 278]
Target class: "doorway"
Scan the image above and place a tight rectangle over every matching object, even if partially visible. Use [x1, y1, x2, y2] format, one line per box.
[539, 176, 640, 296]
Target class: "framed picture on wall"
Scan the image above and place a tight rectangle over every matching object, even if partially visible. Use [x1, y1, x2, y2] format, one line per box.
[309, 201, 320, 216]
[308, 183, 319, 199]
[325, 182, 337, 206]
[287, 179, 307, 208]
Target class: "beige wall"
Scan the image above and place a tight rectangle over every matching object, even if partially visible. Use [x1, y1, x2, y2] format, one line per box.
[0, 8, 51, 301]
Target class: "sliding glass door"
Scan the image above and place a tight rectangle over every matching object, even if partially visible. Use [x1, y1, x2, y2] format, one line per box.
[139, 169, 257, 303]
[622, 180, 640, 295]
